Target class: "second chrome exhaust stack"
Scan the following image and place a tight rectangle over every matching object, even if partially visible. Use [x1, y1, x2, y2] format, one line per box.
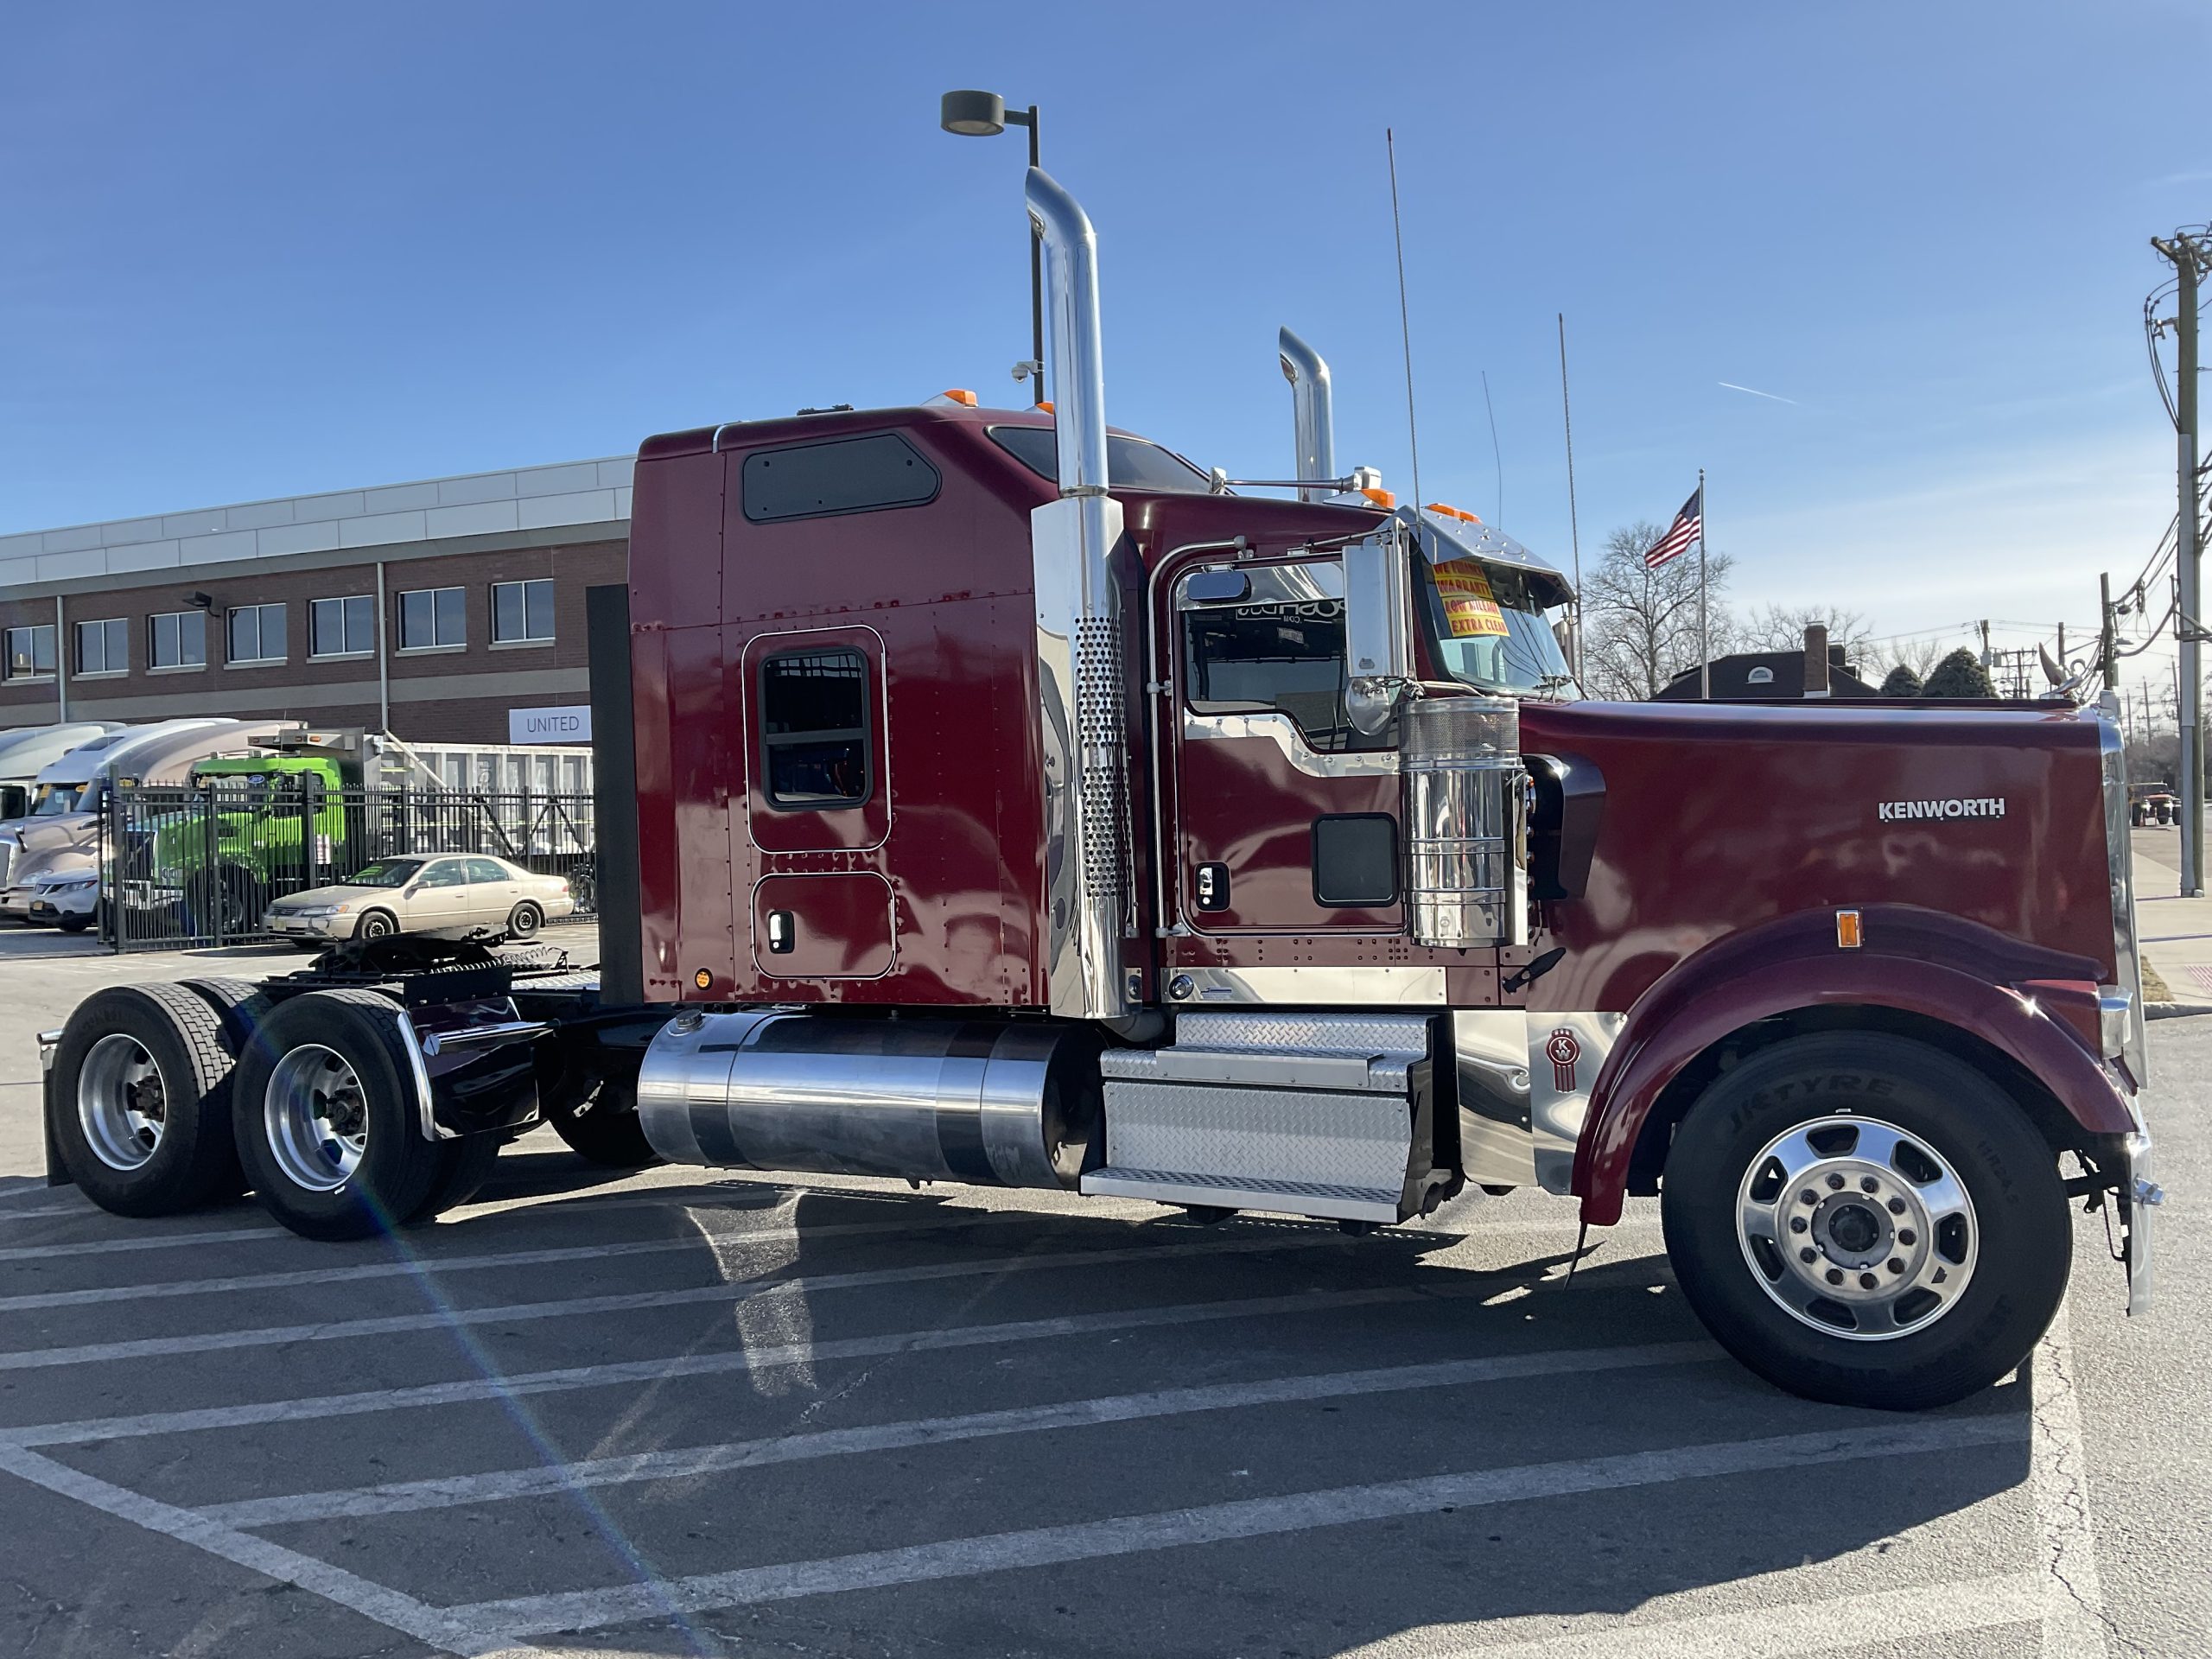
[1026, 167, 1131, 1023]
[1278, 327, 1336, 501]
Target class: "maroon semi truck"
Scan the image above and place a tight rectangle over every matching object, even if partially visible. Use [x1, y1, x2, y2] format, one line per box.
[41, 168, 2157, 1410]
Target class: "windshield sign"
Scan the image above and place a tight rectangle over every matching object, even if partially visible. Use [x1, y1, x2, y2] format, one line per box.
[1415, 551, 1578, 699]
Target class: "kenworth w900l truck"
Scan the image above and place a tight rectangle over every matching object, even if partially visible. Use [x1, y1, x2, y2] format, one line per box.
[39, 168, 2156, 1410]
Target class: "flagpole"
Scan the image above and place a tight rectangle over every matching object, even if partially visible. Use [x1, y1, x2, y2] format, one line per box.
[1697, 467, 1710, 700]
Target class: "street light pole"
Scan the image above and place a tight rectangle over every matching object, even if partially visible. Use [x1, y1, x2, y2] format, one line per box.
[941, 90, 1046, 408]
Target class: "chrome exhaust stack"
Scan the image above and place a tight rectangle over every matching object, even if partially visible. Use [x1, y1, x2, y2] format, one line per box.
[1027, 167, 1132, 1020]
[1277, 327, 1336, 501]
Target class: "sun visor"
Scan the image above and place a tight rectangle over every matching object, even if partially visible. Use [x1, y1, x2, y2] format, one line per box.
[1398, 506, 1574, 612]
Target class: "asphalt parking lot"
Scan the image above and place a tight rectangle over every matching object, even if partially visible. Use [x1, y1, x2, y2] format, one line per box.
[0, 947, 2203, 1658]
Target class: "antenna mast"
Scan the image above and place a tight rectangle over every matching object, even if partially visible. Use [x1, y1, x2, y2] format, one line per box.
[1558, 313, 1584, 675]
[1385, 129, 1421, 514]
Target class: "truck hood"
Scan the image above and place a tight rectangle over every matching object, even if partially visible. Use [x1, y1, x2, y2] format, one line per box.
[0, 814, 93, 855]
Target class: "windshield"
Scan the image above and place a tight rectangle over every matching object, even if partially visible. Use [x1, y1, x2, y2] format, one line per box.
[348, 859, 423, 889]
[988, 426, 1212, 493]
[29, 782, 86, 816]
[1416, 554, 1579, 699]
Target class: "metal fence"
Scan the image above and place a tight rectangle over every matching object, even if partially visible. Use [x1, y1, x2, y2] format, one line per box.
[97, 785, 597, 951]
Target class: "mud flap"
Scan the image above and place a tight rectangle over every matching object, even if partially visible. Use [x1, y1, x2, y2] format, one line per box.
[2125, 1129, 2161, 1317]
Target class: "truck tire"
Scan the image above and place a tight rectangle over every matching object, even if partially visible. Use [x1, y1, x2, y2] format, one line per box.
[547, 1073, 661, 1167]
[230, 989, 442, 1241]
[48, 984, 243, 1217]
[409, 1133, 504, 1222]
[1660, 1032, 2069, 1411]
[175, 976, 276, 1053]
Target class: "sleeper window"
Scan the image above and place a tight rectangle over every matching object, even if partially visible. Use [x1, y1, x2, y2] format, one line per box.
[760, 649, 872, 809]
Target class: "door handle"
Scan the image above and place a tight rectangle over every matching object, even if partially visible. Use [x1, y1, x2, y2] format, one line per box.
[766, 909, 796, 953]
[1194, 862, 1230, 912]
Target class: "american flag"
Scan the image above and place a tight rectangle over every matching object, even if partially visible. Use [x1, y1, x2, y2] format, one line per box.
[1643, 488, 1703, 569]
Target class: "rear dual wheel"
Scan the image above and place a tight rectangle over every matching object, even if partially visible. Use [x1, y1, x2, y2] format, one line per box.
[231, 990, 499, 1239]
[49, 984, 246, 1215]
[1662, 1033, 2069, 1411]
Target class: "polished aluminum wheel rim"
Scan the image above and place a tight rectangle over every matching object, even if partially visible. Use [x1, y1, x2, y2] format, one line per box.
[1735, 1115, 1978, 1341]
[264, 1044, 368, 1192]
[78, 1033, 167, 1172]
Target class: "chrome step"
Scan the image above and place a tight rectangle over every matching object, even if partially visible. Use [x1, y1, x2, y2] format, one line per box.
[1081, 1011, 1433, 1224]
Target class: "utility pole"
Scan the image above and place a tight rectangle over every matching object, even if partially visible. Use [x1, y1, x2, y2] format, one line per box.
[1978, 619, 1991, 665]
[2153, 230, 2207, 893]
[2101, 572, 2118, 690]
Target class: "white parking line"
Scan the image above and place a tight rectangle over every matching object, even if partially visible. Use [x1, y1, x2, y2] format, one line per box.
[449, 1416, 2031, 1641]
[0, 1443, 482, 1655]
[0, 1204, 1642, 1315]
[0, 1203, 1071, 1313]
[1344, 1571, 2046, 1657]
[0, 1200, 99, 1223]
[200, 1338, 1721, 1528]
[0, 1281, 1503, 1447]
[0, 1232, 1352, 1369]
[0, 1225, 277, 1262]
[2031, 1307, 2111, 1656]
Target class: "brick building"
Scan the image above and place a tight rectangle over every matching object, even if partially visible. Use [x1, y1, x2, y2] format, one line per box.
[0, 459, 631, 744]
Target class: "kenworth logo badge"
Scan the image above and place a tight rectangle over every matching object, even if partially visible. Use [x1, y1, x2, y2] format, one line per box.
[1877, 797, 2006, 823]
[1546, 1028, 1582, 1092]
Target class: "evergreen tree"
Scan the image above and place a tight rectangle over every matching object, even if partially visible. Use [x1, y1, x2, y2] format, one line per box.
[1921, 647, 1996, 698]
[1879, 663, 1923, 697]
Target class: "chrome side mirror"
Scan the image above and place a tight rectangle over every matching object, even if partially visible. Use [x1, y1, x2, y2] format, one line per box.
[1342, 531, 1411, 735]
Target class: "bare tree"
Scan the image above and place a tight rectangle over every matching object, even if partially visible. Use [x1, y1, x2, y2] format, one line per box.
[1871, 636, 1949, 686]
[1737, 603, 1873, 668]
[1579, 521, 1735, 700]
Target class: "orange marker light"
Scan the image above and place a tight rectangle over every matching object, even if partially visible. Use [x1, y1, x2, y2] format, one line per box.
[1360, 486, 1397, 509]
[1036, 399, 1054, 412]
[1835, 910, 1863, 950]
[693, 969, 713, 989]
[940, 388, 977, 406]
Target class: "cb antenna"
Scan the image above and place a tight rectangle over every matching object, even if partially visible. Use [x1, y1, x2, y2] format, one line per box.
[1480, 368, 1503, 525]
[1386, 128, 1422, 515]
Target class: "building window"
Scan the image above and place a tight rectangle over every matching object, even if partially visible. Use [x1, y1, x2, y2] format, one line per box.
[397, 587, 465, 651]
[759, 649, 872, 809]
[491, 579, 555, 644]
[149, 610, 207, 671]
[4, 625, 56, 681]
[74, 619, 127, 677]
[227, 602, 286, 665]
[310, 595, 375, 658]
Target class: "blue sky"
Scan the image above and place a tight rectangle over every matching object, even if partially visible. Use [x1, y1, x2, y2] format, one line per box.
[3, 1, 2206, 676]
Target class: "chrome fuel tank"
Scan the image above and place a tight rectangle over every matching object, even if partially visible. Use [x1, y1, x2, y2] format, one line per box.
[636, 1012, 1099, 1190]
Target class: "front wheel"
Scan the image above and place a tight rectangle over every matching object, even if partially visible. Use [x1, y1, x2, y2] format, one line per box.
[1661, 1033, 2069, 1411]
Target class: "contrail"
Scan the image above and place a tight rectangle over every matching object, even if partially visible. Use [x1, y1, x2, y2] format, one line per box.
[1718, 381, 1799, 405]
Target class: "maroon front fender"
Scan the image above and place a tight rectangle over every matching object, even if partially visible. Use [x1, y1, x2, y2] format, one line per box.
[1569, 907, 2136, 1226]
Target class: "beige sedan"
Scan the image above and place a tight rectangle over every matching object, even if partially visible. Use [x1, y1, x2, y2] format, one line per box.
[263, 855, 575, 944]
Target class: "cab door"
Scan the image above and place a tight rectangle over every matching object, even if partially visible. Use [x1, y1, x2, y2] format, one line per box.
[1169, 556, 1402, 938]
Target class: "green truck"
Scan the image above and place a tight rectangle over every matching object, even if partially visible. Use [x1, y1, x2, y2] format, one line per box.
[149, 747, 362, 937]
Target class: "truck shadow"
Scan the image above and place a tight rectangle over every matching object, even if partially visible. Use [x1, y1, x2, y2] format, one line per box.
[419, 1166, 2031, 1651]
